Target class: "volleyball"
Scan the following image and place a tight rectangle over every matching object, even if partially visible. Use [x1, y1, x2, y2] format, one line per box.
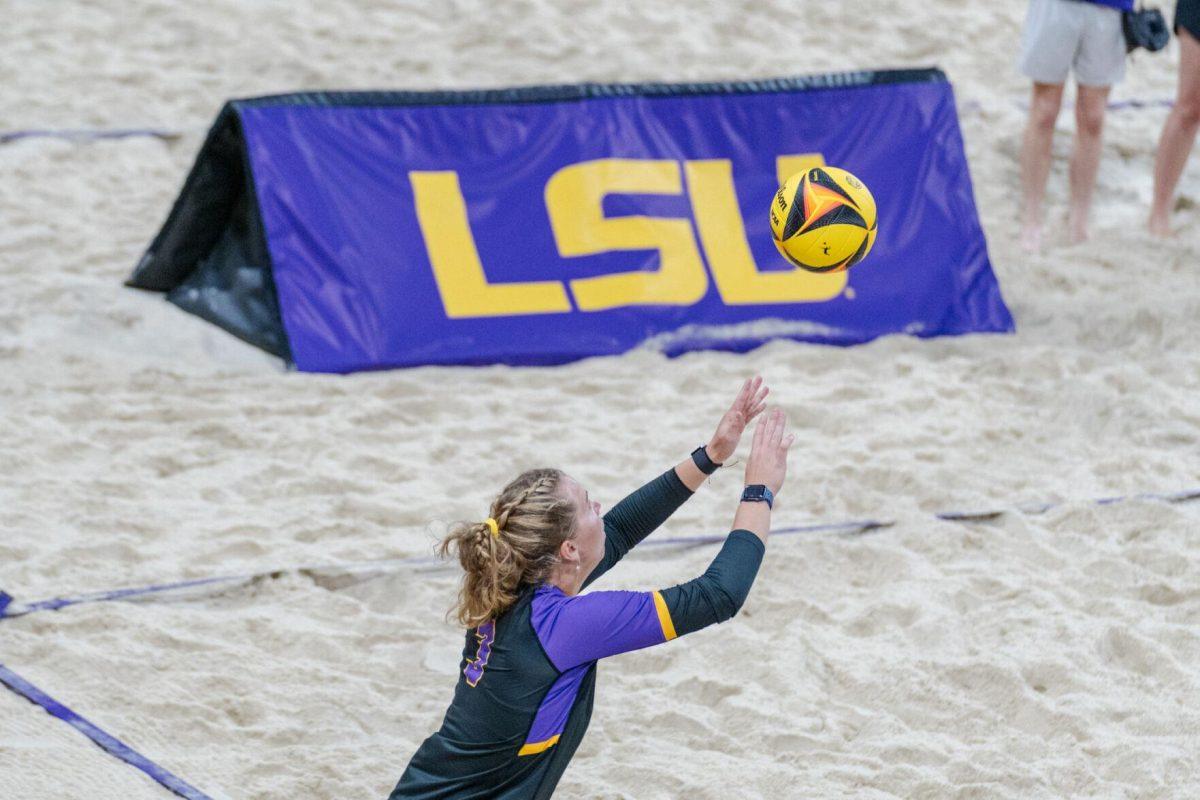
[769, 166, 878, 273]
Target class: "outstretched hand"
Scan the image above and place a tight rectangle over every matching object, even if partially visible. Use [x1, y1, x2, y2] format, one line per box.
[706, 376, 770, 464]
[744, 407, 794, 495]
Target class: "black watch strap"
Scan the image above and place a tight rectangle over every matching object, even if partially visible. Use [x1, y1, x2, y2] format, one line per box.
[740, 484, 775, 509]
[690, 445, 721, 475]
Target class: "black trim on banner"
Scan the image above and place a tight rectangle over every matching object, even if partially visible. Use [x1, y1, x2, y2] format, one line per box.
[231, 68, 945, 110]
[126, 104, 291, 361]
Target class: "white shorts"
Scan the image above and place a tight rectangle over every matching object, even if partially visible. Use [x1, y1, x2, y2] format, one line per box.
[1019, 0, 1127, 87]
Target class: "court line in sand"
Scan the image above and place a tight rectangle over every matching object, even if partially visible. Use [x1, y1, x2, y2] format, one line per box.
[0, 665, 215, 800]
[3, 487, 1196, 622]
[0, 127, 188, 144]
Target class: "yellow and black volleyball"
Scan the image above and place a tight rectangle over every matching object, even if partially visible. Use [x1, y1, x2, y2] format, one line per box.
[768, 166, 878, 273]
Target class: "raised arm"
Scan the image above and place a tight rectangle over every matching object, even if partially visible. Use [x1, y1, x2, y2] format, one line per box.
[664, 407, 793, 634]
[540, 409, 793, 670]
[586, 468, 690, 588]
[583, 377, 770, 588]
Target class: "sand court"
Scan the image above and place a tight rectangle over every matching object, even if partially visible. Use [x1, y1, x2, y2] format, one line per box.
[3, 0, 1200, 797]
[3, 501, 1199, 797]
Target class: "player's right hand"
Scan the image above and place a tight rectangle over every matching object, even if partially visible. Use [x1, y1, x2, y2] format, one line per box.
[743, 408, 794, 496]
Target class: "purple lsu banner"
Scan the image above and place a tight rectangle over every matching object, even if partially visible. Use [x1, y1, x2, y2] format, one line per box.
[236, 70, 1011, 371]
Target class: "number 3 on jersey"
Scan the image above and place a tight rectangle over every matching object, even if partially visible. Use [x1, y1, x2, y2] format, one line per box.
[464, 620, 496, 687]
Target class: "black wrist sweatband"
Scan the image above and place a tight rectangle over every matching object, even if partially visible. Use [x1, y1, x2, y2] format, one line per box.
[690, 445, 721, 475]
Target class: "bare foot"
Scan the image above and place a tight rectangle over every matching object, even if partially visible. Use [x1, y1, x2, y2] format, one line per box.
[1148, 213, 1172, 238]
[1068, 213, 1088, 245]
[1020, 223, 1043, 253]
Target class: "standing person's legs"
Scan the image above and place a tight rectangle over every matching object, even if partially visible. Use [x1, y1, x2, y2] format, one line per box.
[1149, 27, 1200, 236]
[1067, 1, 1125, 244]
[1020, 82, 1066, 252]
[1068, 84, 1111, 244]
[1018, 0, 1083, 252]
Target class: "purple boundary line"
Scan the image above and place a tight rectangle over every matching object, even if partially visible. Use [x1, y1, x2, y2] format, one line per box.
[0, 128, 184, 144]
[0, 525, 880, 619]
[0, 665, 214, 800]
[0, 558, 448, 620]
[651, 518, 890, 549]
[3, 488, 1197, 622]
[1, 575, 267, 618]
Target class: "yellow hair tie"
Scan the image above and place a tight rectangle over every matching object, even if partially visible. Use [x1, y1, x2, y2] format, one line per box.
[484, 518, 500, 538]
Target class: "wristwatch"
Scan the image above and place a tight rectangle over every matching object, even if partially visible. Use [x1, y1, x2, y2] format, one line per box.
[690, 445, 722, 475]
[740, 484, 774, 510]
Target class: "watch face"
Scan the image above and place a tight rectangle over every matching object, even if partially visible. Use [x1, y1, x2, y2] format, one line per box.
[741, 485, 772, 508]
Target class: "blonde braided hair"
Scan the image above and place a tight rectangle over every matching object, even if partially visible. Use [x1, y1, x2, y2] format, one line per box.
[440, 468, 577, 628]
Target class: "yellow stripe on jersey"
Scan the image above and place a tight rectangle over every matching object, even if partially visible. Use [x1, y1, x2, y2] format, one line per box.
[517, 735, 560, 757]
[652, 591, 677, 641]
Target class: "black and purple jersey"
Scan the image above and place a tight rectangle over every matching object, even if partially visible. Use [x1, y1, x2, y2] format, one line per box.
[390, 469, 765, 799]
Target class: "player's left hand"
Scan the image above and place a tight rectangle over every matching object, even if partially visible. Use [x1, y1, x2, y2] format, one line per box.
[705, 376, 769, 464]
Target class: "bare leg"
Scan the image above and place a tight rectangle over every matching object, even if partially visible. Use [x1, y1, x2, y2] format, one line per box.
[1020, 82, 1065, 253]
[1150, 28, 1200, 237]
[1068, 83, 1111, 244]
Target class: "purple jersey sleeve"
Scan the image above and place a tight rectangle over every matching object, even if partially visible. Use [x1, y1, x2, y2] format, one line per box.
[530, 585, 677, 672]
